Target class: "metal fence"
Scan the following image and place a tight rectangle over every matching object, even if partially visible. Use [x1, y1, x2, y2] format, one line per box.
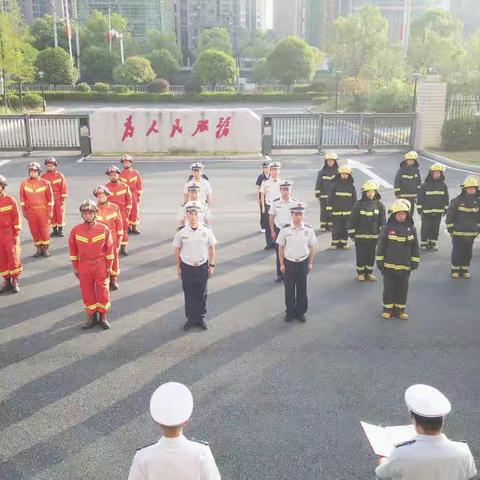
[264, 113, 416, 150]
[0, 114, 88, 152]
[447, 94, 480, 120]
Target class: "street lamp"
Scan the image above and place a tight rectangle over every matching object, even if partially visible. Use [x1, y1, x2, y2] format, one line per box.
[335, 70, 341, 111]
[412, 72, 421, 112]
[38, 70, 45, 92]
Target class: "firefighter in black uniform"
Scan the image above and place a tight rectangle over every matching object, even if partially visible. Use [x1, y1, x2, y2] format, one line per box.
[348, 180, 386, 281]
[314, 151, 339, 231]
[446, 176, 480, 279]
[376, 200, 420, 320]
[394, 151, 421, 215]
[327, 165, 356, 250]
[417, 163, 449, 251]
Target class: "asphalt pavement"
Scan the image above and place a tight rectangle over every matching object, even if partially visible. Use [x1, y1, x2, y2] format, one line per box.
[0, 151, 479, 479]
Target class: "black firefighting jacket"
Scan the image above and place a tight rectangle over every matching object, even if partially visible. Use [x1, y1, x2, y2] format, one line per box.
[326, 174, 357, 217]
[417, 172, 449, 216]
[394, 159, 421, 199]
[314, 159, 338, 200]
[446, 189, 480, 238]
[376, 213, 420, 273]
[347, 192, 386, 240]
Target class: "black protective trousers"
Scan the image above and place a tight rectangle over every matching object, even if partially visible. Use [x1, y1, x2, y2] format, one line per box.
[284, 258, 309, 317]
[355, 239, 377, 274]
[181, 261, 208, 324]
[319, 198, 332, 230]
[382, 270, 410, 312]
[331, 216, 349, 246]
[420, 215, 442, 246]
[451, 236, 475, 272]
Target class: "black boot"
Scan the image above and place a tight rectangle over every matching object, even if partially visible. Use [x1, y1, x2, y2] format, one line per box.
[82, 313, 97, 329]
[52, 226, 58, 237]
[10, 278, 20, 293]
[33, 245, 42, 257]
[109, 276, 119, 291]
[131, 225, 140, 235]
[58, 227, 64, 237]
[0, 278, 11, 293]
[99, 313, 111, 330]
[119, 245, 129, 256]
[42, 245, 51, 257]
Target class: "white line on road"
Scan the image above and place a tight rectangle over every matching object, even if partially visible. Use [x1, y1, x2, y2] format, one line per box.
[0, 160, 11, 167]
[347, 158, 393, 189]
[421, 156, 479, 175]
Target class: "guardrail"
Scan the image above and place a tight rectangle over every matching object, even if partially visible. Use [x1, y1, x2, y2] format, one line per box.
[263, 113, 416, 150]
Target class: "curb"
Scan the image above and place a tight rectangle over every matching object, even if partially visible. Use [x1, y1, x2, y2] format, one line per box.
[420, 150, 480, 174]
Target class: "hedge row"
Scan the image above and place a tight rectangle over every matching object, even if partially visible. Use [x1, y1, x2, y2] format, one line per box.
[42, 92, 317, 103]
[442, 118, 480, 151]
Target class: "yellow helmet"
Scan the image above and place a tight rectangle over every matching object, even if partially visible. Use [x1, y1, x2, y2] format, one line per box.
[362, 180, 378, 192]
[391, 200, 410, 214]
[399, 198, 411, 210]
[338, 165, 352, 175]
[324, 151, 338, 161]
[405, 150, 418, 160]
[429, 163, 445, 172]
[463, 176, 479, 188]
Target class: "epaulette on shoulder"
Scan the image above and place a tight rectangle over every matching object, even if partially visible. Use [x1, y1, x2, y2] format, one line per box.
[191, 438, 210, 446]
[396, 440, 416, 448]
[304, 223, 312, 228]
[273, 197, 280, 202]
[137, 441, 156, 451]
[202, 224, 211, 229]
[177, 225, 185, 231]
[284, 223, 291, 228]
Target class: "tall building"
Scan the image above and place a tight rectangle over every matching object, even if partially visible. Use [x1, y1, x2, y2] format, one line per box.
[245, 0, 267, 33]
[450, 0, 480, 34]
[273, 0, 306, 39]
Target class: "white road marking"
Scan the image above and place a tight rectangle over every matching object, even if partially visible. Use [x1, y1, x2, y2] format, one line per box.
[0, 159, 11, 167]
[347, 158, 394, 189]
[421, 156, 479, 175]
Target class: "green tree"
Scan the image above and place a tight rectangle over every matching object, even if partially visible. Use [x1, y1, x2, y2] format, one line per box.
[30, 15, 69, 52]
[35, 47, 78, 84]
[193, 49, 238, 86]
[144, 30, 182, 64]
[410, 8, 463, 41]
[195, 27, 232, 56]
[80, 45, 118, 83]
[266, 36, 319, 86]
[240, 32, 276, 58]
[146, 48, 179, 80]
[253, 58, 272, 83]
[113, 56, 155, 85]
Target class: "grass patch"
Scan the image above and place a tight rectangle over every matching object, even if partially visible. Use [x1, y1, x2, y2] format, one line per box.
[432, 149, 480, 166]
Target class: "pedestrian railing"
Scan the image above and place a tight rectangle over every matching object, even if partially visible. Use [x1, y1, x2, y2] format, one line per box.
[263, 113, 416, 150]
[0, 114, 89, 152]
[447, 94, 480, 120]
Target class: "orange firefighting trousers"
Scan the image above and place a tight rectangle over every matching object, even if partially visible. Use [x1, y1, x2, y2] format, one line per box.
[26, 207, 50, 246]
[51, 195, 65, 227]
[0, 235, 22, 279]
[78, 258, 111, 314]
[129, 194, 140, 226]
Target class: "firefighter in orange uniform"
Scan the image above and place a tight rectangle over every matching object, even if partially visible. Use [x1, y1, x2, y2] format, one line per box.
[0, 175, 22, 294]
[41, 156, 68, 237]
[19, 162, 54, 257]
[93, 185, 123, 291]
[69, 200, 115, 330]
[119, 154, 143, 235]
[105, 165, 132, 256]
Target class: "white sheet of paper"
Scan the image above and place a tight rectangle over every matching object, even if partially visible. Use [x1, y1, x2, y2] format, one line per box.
[361, 421, 415, 458]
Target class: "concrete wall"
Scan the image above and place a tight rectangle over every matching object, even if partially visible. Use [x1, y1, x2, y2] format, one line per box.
[415, 75, 447, 150]
[89, 108, 262, 155]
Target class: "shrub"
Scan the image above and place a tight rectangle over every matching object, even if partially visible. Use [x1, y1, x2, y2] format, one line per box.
[6, 94, 21, 110]
[113, 56, 156, 85]
[442, 118, 480, 151]
[112, 85, 131, 93]
[368, 80, 412, 113]
[94, 82, 110, 92]
[23, 93, 44, 110]
[76, 82, 92, 92]
[184, 78, 202, 94]
[147, 78, 170, 93]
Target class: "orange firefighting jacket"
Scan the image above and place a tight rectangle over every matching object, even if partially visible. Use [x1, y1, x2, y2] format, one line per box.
[96, 202, 123, 245]
[119, 168, 143, 200]
[41, 170, 68, 203]
[19, 178, 53, 215]
[105, 181, 132, 213]
[68, 222, 114, 271]
[0, 194, 21, 238]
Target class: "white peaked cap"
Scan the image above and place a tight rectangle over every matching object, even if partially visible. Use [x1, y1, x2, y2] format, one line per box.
[150, 382, 194, 426]
[405, 384, 452, 418]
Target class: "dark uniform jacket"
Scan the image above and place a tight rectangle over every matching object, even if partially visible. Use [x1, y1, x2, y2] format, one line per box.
[376, 213, 420, 273]
[394, 159, 421, 199]
[326, 174, 357, 216]
[417, 172, 449, 216]
[348, 192, 386, 240]
[315, 159, 338, 200]
[446, 190, 480, 237]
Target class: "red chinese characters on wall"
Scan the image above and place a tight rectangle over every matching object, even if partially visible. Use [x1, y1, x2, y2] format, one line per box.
[146, 120, 159, 136]
[121, 115, 135, 142]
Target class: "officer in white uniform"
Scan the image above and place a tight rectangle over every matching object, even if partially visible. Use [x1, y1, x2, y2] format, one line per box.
[184, 162, 212, 205]
[376, 384, 477, 480]
[173, 203, 217, 331]
[269, 180, 300, 282]
[178, 184, 212, 228]
[128, 382, 221, 480]
[259, 161, 281, 249]
[276, 202, 317, 322]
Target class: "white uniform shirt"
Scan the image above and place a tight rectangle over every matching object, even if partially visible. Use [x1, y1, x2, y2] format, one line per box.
[269, 197, 299, 228]
[128, 435, 221, 480]
[173, 224, 217, 266]
[178, 202, 212, 227]
[184, 179, 212, 204]
[260, 178, 281, 206]
[375, 434, 477, 480]
[276, 222, 317, 261]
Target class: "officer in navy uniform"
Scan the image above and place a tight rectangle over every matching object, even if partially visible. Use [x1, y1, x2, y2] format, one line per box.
[174, 202, 217, 331]
[269, 180, 300, 283]
[256, 160, 270, 233]
[259, 161, 281, 249]
[128, 382, 221, 480]
[375, 384, 476, 480]
[277, 202, 317, 322]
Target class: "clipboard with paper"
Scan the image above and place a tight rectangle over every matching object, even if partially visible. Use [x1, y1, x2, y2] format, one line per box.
[360, 421, 416, 457]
